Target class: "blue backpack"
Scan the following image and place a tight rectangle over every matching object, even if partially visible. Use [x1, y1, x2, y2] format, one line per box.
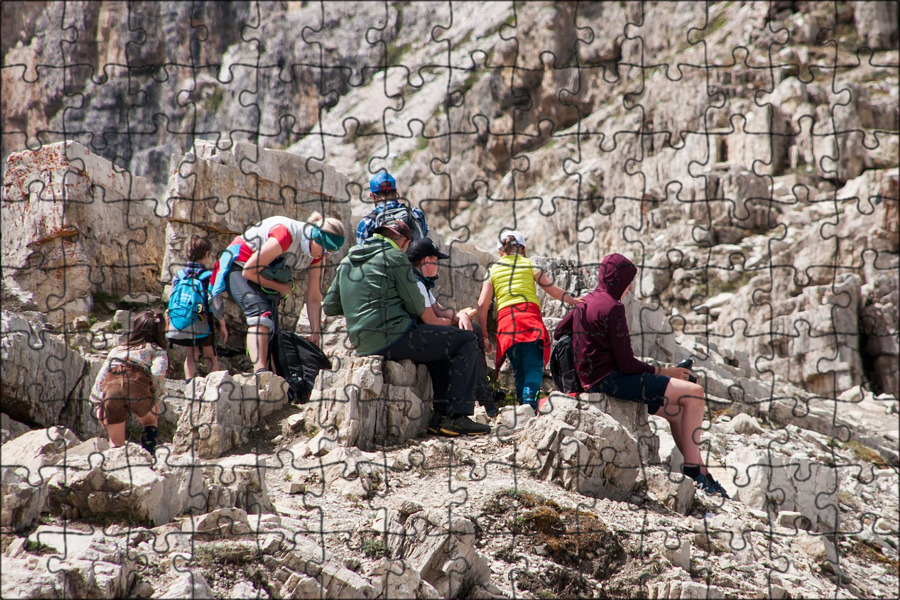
[167, 268, 212, 331]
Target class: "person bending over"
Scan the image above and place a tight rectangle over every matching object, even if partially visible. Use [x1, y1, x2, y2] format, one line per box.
[90, 310, 168, 456]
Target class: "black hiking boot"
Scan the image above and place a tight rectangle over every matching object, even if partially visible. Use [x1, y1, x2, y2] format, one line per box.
[692, 473, 729, 498]
[427, 413, 442, 434]
[438, 415, 491, 437]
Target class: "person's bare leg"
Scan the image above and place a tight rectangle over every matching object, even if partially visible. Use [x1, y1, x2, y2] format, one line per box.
[202, 344, 219, 374]
[662, 379, 707, 472]
[246, 324, 270, 371]
[105, 421, 127, 446]
[184, 346, 199, 381]
[137, 404, 159, 428]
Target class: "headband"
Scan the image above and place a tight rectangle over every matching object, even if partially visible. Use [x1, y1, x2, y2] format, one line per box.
[311, 227, 345, 252]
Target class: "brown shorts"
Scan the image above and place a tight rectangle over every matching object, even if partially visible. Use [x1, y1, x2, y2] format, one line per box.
[100, 363, 156, 425]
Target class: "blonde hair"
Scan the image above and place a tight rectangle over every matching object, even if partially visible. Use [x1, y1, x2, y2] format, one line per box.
[308, 211, 345, 237]
[499, 234, 526, 257]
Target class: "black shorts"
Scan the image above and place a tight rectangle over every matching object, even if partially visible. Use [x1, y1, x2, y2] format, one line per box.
[589, 370, 670, 415]
[168, 333, 214, 349]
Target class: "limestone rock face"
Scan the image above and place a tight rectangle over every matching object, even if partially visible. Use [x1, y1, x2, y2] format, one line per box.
[172, 371, 287, 459]
[0, 427, 82, 530]
[45, 444, 197, 526]
[1, 142, 163, 324]
[306, 356, 432, 451]
[515, 394, 649, 501]
[853, 1, 899, 50]
[181, 507, 253, 540]
[156, 570, 214, 600]
[316, 446, 387, 499]
[162, 140, 353, 346]
[371, 558, 439, 599]
[861, 272, 900, 396]
[259, 534, 377, 599]
[0, 536, 136, 599]
[724, 446, 839, 532]
[0, 413, 29, 444]
[1, 312, 90, 432]
[641, 466, 696, 515]
[0, 426, 81, 484]
[395, 511, 497, 599]
[203, 454, 275, 515]
[1, 468, 47, 532]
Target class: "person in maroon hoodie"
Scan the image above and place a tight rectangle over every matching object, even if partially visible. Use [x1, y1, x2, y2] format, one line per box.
[554, 253, 728, 498]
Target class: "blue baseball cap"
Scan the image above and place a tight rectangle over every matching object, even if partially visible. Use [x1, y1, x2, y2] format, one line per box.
[369, 172, 397, 193]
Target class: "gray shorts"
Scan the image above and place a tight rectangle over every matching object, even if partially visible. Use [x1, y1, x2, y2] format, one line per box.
[225, 266, 279, 330]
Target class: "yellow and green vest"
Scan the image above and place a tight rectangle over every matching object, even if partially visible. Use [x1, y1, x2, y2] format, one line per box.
[489, 254, 541, 311]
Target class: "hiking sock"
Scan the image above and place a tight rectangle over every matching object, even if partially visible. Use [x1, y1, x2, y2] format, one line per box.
[681, 465, 701, 479]
[140, 426, 158, 457]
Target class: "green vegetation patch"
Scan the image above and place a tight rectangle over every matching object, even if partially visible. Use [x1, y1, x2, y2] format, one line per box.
[481, 489, 625, 580]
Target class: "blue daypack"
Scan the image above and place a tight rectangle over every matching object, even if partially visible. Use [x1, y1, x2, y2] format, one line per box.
[167, 268, 212, 331]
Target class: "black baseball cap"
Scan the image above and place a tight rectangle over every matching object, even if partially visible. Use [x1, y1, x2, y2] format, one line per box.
[406, 237, 450, 263]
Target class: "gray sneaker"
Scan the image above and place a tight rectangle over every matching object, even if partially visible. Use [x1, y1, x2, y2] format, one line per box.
[439, 415, 491, 436]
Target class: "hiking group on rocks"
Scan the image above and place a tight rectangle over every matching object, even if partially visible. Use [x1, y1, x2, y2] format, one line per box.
[90, 170, 729, 496]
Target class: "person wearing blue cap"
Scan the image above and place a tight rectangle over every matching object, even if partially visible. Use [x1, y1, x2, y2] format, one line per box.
[355, 171, 429, 245]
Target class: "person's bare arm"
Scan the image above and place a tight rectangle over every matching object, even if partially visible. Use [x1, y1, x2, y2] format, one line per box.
[242, 237, 292, 296]
[535, 270, 583, 306]
[420, 306, 452, 326]
[476, 279, 494, 351]
[305, 261, 325, 346]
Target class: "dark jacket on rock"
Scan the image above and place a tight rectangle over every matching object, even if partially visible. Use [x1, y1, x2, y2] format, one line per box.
[323, 235, 425, 355]
[554, 253, 654, 389]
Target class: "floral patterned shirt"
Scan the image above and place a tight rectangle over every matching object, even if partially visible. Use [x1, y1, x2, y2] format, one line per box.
[89, 342, 168, 407]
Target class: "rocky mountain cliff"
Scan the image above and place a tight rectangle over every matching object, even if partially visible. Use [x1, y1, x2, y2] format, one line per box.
[2, 2, 898, 599]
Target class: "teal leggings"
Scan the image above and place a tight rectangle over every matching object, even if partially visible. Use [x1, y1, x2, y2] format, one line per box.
[506, 341, 544, 410]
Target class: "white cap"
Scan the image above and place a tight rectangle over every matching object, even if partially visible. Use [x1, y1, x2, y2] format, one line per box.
[497, 230, 526, 250]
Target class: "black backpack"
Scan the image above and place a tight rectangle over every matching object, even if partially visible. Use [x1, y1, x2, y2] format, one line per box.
[550, 333, 584, 394]
[270, 330, 333, 404]
[368, 203, 425, 241]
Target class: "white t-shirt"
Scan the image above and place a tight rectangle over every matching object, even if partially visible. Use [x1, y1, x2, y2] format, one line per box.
[416, 281, 436, 308]
[241, 216, 315, 271]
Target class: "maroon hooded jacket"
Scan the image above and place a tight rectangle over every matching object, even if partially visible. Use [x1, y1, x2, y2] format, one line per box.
[554, 253, 655, 390]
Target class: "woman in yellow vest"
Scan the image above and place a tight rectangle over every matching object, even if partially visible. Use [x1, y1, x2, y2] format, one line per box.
[477, 231, 583, 411]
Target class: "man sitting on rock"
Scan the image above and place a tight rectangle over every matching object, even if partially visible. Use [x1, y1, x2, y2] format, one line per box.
[324, 220, 490, 436]
[406, 236, 499, 418]
[554, 253, 729, 498]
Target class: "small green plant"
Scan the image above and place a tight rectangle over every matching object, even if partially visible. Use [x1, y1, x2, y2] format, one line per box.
[87, 314, 98, 327]
[194, 542, 257, 567]
[205, 88, 224, 112]
[361, 536, 387, 559]
[92, 290, 121, 311]
[844, 439, 891, 467]
[109, 321, 123, 332]
[25, 540, 55, 555]
[284, 472, 293, 482]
